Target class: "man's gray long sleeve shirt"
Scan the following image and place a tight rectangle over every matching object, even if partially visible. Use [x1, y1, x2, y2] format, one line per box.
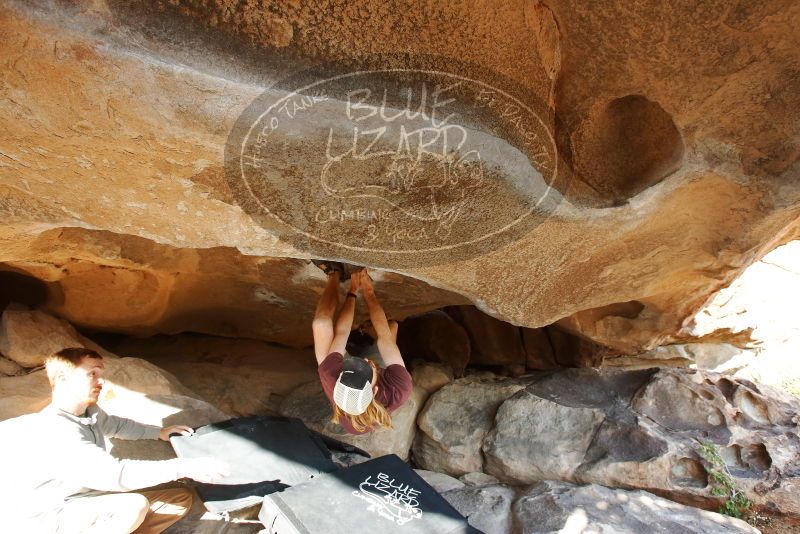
[0, 403, 183, 522]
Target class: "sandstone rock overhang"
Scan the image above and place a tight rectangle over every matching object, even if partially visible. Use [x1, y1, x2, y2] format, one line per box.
[1, 0, 798, 352]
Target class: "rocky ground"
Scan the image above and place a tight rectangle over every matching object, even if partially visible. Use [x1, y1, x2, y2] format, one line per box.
[2, 308, 799, 532]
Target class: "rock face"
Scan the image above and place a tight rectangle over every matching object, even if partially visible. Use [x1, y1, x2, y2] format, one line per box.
[485, 393, 606, 482]
[680, 241, 800, 391]
[446, 306, 527, 372]
[413, 376, 527, 475]
[409, 360, 454, 394]
[415, 367, 800, 518]
[444, 484, 518, 534]
[0, 233, 468, 348]
[604, 342, 758, 370]
[0, 311, 229, 460]
[0, 356, 24, 377]
[0, 306, 84, 367]
[100, 355, 230, 454]
[442, 480, 760, 534]
[458, 472, 500, 488]
[413, 470, 465, 493]
[0, 371, 51, 420]
[1, 3, 799, 526]
[0, 0, 798, 355]
[279, 379, 427, 460]
[401, 308, 607, 375]
[396, 311, 471, 377]
[110, 333, 321, 417]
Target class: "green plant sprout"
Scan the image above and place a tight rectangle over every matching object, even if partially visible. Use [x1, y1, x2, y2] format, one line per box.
[695, 439, 752, 518]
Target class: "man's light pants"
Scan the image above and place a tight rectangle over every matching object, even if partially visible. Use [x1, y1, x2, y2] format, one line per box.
[55, 487, 193, 534]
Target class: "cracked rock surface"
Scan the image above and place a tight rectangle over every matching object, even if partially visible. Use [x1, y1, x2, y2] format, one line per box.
[415, 367, 800, 518]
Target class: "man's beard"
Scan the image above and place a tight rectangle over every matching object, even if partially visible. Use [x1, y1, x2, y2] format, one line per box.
[86, 389, 101, 404]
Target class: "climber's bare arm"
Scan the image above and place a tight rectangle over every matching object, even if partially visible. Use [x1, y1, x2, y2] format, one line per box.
[312, 272, 340, 364]
[358, 270, 405, 368]
[328, 279, 359, 356]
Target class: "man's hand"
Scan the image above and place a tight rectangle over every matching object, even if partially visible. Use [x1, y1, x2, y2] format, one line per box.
[159, 425, 194, 441]
[176, 457, 231, 484]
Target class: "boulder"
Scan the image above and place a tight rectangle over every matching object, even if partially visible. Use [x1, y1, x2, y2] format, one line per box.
[0, 312, 232, 427]
[0, 363, 228, 462]
[509, 481, 759, 534]
[0, 239, 469, 350]
[279, 380, 426, 460]
[410, 360, 454, 394]
[0, 356, 227, 421]
[101, 357, 196, 398]
[442, 480, 759, 534]
[413, 470, 465, 493]
[442, 483, 517, 534]
[682, 343, 757, 372]
[0, 355, 24, 376]
[413, 376, 526, 475]
[100, 365, 229, 430]
[416, 368, 800, 518]
[603, 343, 695, 369]
[0, 371, 50, 420]
[483, 393, 605, 483]
[682, 241, 800, 392]
[458, 472, 500, 487]
[110, 333, 321, 417]
[0, 307, 83, 367]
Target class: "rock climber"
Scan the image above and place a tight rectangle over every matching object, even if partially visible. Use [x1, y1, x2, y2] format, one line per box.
[311, 265, 413, 434]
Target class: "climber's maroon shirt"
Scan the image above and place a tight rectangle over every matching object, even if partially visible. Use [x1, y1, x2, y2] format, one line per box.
[318, 352, 413, 435]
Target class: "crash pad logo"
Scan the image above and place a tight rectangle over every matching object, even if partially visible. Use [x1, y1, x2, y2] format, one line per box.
[225, 55, 561, 267]
[352, 471, 423, 526]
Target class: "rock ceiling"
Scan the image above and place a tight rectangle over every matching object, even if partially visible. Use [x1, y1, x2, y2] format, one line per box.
[1, 0, 798, 351]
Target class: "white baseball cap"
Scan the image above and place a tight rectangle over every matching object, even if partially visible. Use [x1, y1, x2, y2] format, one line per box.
[332, 356, 374, 415]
